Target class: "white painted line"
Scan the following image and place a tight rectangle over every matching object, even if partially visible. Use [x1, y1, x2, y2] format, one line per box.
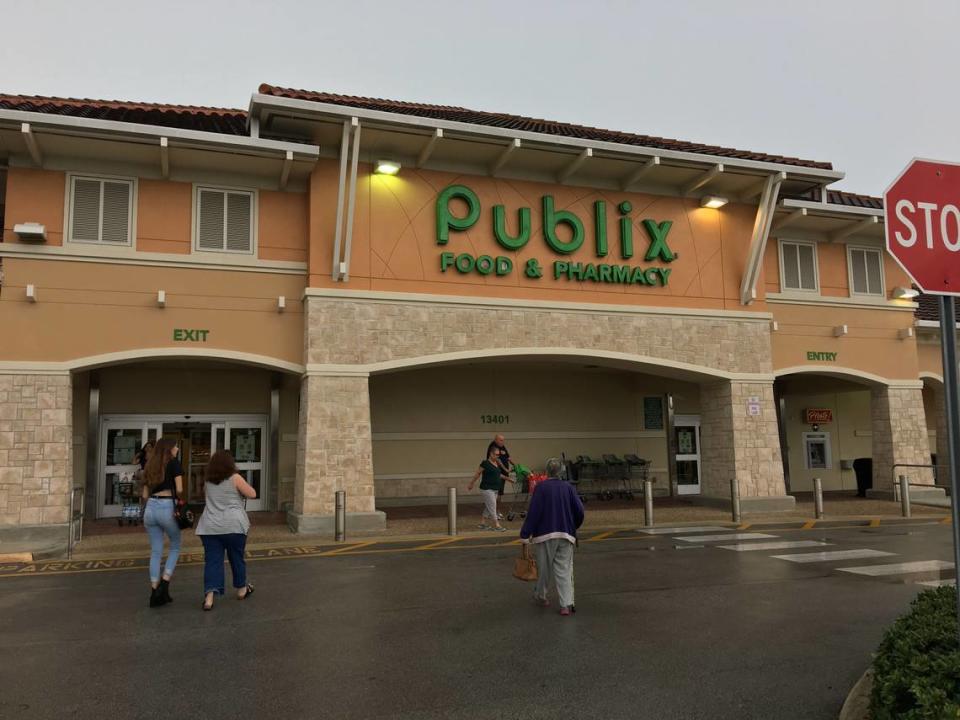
[638, 526, 729, 535]
[675, 533, 777, 543]
[772, 549, 895, 564]
[838, 560, 954, 577]
[718, 540, 830, 552]
[917, 578, 956, 587]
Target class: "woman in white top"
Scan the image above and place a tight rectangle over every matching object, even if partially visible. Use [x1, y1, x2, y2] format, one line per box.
[196, 450, 257, 611]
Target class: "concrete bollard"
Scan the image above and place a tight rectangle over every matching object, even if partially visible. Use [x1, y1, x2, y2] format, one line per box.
[335, 490, 346, 542]
[447, 487, 457, 536]
[730, 477, 742, 524]
[898, 475, 911, 518]
[643, 479, 654, 528]
[813, 477, 824, 520]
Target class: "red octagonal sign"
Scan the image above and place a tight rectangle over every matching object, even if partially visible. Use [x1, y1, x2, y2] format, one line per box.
[885, 158, 960, 296]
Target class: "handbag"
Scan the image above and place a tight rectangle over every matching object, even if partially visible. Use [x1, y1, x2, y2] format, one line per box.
[172, 484, 194, 530]
[513, 543, 538, 582]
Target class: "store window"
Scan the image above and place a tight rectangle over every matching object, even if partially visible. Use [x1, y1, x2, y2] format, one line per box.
[848, 246, 885, 296]
[778, 240, 819, 293]
[67, 174, 134, 245]
[194, 186, 255, 254]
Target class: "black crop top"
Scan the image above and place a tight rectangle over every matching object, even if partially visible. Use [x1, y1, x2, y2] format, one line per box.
[150, 458, 183, 497]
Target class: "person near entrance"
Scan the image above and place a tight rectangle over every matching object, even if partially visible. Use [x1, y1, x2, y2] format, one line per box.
[468, 446, 514, 531]
[141, 438, 184, 608]
[487, 433, 513, 518]
[519, 458, 585, 616]
[196, 450, 257, 611]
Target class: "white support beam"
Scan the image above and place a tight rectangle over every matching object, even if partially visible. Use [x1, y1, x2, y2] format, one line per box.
[558, 147, 592, 183]
[20, 123, 42, 166]
[682, 163, 723, 196]
[417, 128, 443, 167]
[771, 207, 807, 232]
[159, 137, 169, 178]
[741, 171, 786, 201]
[829, 216, 879, 243]
[739, 173, 784, 305]
[341, 120, 362, 282]
[331, 119, 354, 281]
[279, 150, 293, 190]
[490, 138, 521, 175]
[621, 156, 660, 190]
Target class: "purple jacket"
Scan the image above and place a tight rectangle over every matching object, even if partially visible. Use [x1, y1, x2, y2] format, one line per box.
[519, 477, 585, 544]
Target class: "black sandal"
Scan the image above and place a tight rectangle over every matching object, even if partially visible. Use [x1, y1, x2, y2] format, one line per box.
[238, 584, 254, 600]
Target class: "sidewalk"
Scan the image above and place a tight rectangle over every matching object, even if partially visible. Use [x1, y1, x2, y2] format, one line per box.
[47, 493, 948, 562]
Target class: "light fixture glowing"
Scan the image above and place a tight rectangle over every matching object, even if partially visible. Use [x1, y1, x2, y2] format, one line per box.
[374, 159, 401, 176]
[892, 286, 920, 300]
[700, 195, 728, 209]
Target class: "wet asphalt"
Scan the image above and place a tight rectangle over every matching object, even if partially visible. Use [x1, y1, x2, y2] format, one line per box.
[0, 522, 954, 720]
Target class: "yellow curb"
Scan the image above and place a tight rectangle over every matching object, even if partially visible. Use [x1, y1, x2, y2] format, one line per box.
[801, 520, 816, 530]
[414, 537, 465, 550]
[942, 517, 953, 525]
[869, 518, 881, 528]
[587, 531, 615, 542]
[321, 541, 377, 556]
[0, 552, 33, 563]
[737, 523, 752, 530]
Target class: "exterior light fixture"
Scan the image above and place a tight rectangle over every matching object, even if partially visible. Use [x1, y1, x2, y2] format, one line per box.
[157, 290, 166, 308]
[700, 196, 728, 209]
[278, 296, 286, 313]
[26, 284, 37, 302]
[14, 223, 46, 242]
[374, 159, 401, 176]
[892, 286, 920, 300]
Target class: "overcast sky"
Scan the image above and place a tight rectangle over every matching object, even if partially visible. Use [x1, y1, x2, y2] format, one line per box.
[1, 0, 956, 195]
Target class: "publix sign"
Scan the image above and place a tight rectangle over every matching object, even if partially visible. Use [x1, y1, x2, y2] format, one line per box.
[435, 185, 676, 287]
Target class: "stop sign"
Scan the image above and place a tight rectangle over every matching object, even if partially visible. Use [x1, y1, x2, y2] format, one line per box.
[885, 158, 960, 295]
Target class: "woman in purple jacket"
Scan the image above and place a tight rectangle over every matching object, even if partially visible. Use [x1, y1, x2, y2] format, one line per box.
[519, 458, 585, 616]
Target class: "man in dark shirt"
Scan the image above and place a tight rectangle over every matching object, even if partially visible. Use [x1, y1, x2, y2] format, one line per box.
[487, 434, 512, 503]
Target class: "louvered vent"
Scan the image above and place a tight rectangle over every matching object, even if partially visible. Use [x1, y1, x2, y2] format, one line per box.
[101, 181, 130, 243]
[196, 187, 253, 252]
[226, 192, 252, 252]
[69, 177, 132, 244]
[71, 179, 102, 242]
[197, 189, 225, 250]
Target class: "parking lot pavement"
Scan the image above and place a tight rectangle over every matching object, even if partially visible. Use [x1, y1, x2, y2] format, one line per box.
[0, 521, 953, 720]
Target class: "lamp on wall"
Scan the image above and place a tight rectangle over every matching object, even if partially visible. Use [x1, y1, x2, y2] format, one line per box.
[14, 223, 46, 242]
[700, 196, 728, 209]
[892, 286, 920, 300]
[374, 159, 401, 176]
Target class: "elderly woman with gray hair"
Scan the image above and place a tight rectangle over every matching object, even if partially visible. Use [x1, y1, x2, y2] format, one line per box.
[519, 457, 585, 616]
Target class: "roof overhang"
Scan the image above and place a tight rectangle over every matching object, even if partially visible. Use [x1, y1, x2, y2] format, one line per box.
[771, 197, 885, 244]
[249, 93, 845, 200]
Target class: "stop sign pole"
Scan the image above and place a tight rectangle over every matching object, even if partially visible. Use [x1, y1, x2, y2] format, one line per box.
[885, 158, 960, 631]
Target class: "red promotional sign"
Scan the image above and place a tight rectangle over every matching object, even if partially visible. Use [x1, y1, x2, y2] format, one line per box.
[803, 408, 833, 424]
[885, 158, 960, 295]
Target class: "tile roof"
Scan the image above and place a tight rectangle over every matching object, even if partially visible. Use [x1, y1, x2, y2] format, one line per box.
[0, 94, 247, 135]
[825, 190, 883, 210]
[257, 84, 835, 171]
[915, 293, 960, 322]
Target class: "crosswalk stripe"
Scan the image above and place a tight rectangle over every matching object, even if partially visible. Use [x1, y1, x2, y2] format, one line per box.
[675, 533, 777, 543]
[918, 578, 956, 587]
[772, 549, 895, 564]
[637, 526, 729, 535]
[838, 560, 954, 577]
[718, 540, 829, 552]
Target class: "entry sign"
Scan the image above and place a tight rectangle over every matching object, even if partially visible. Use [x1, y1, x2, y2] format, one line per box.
[886, 158, 960, 637]
[884, 158, 960, 294]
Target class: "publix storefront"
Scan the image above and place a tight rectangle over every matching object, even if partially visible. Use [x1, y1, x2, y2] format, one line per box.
[0, 85, 945, 545]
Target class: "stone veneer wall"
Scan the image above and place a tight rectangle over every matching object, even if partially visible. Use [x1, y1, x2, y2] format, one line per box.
[700, 381, 785, 498]
[872, 385, 935, 488]
[0, 374, 73, 528]
[305, 296, 773, 372]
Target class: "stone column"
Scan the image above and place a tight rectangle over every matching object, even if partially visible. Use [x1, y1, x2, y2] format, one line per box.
[288, 373, 385, 533]
[931, 383, 949, 462]
[0, 373, 73, 546]
[871, 384, 935, 490]
[699, 380, 794, 512]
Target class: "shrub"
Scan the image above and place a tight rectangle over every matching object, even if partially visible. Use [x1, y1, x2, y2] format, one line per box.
[871, 586, 960, 719]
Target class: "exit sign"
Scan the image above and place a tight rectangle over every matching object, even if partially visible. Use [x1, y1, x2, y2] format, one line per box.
[173, 329, 209, 342]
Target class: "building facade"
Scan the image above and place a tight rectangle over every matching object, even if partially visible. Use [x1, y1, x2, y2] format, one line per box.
[0, 86, 949, 549]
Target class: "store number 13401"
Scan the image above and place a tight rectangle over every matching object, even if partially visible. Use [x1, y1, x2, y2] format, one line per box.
[480, 414, 510, 425]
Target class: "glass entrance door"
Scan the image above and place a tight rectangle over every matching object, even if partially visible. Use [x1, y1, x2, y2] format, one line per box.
[674, 415, 702, 496]
[99, 421, 161, 518]
[213, 421, 266, 511]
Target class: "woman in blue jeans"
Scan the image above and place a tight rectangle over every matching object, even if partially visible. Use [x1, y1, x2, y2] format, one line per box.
[141, 438, 184, 608]
[196, 450, 257, 611]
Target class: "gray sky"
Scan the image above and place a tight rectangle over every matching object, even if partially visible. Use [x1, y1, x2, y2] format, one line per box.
[2, 0, 956, 195]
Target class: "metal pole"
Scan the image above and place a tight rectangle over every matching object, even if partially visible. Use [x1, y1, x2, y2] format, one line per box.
[643, 479, 654, 528]
[78, 492, 85, 543]
[67, 489, 76, 560]
[813, 477, 824, 520]
[898, 475, 911, 519]
[937, 295, 960, 640]
[334, 490, 346, 542]
[447, 487, 457, 536]
[730, 477, 741, 524]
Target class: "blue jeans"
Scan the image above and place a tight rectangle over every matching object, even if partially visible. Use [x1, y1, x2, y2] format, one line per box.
[143, 498, 181, 583]
[200, 533, 248, 595]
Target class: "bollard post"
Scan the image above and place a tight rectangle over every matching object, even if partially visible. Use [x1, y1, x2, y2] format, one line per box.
[813, 477, 824, 520]
[643, 479, 654, 528]
[447, 487, 457, 536]
[730, 477, 742, 524]
[898, 475, 911, 518]
[335, 490, 346, 542]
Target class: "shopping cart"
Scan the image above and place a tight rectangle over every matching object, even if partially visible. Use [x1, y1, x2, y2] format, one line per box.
[505, 464, 533, 522]
[115, 473, 142, 527]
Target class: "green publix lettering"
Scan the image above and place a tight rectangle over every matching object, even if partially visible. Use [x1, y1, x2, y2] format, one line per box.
[436, 184, 676, 262]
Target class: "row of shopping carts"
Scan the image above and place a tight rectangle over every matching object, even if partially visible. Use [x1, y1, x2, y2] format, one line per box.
[567, 454, 652, 501]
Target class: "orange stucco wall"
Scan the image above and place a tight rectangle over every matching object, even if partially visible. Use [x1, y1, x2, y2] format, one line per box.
[138, 179, 192, 254]
[2, 167, 65, 246]
[259, 190, 308, 263]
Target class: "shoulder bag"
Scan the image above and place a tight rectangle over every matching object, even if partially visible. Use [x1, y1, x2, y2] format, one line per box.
[172, 484, 195, 530]
[512, 543, 538, 582]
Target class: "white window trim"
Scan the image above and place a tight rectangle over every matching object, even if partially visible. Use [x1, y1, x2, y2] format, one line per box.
[63, 172, 137, 248]
[191, 183, 258, 256]
[846, 244, 886, 298]
[777, 238, 820, 294]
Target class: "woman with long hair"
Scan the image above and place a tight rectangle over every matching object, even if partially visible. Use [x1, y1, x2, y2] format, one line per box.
[141, 437, 184, 608]
[196, 450, 257, 611]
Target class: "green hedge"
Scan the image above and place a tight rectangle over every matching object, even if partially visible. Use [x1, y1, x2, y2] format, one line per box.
[871, 586, 960, 719]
